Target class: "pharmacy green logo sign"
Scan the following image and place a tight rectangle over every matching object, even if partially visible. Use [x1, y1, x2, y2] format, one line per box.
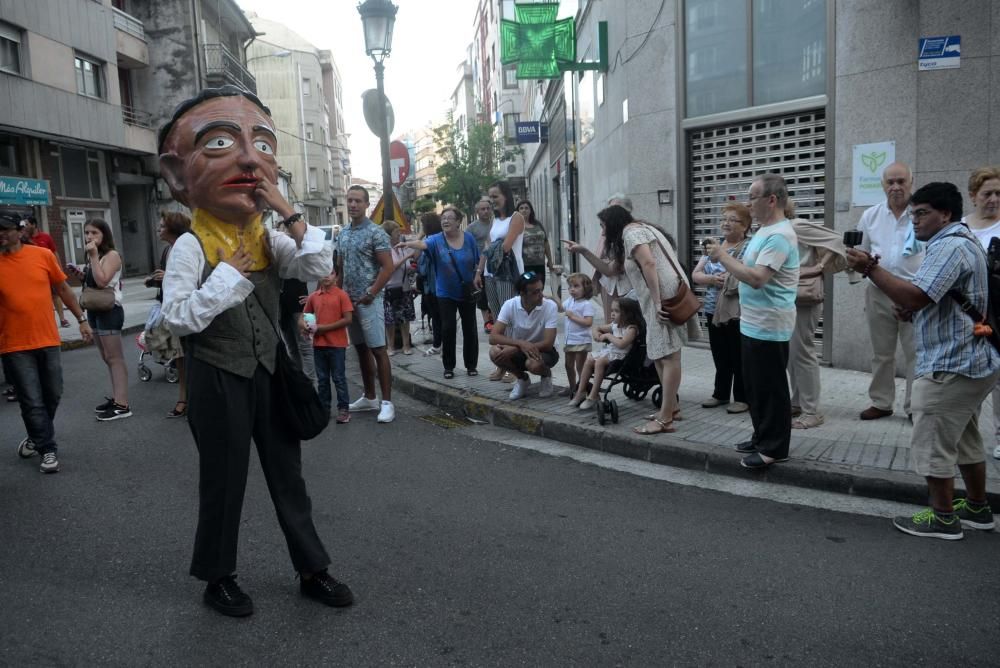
[860, 151, 887, 174]
[500, 3, 576, 79]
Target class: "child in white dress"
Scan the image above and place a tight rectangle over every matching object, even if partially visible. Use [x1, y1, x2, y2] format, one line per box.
[559, 273, 595, 396]
[569, 298, 642, 410]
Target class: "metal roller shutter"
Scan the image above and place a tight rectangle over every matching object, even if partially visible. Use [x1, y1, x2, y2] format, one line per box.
[688, 108, 827, 356]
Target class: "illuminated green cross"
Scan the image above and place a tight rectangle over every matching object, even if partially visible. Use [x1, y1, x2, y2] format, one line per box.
[500, 3, 576, 79]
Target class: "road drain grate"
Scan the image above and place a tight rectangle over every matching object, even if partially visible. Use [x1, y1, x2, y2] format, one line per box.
[419, 414, 470, 429]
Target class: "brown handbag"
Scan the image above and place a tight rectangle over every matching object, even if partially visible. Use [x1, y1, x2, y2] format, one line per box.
[640, 226, 701, 325]
[795, 274, 824, 306]
[79, 284, 116, 312]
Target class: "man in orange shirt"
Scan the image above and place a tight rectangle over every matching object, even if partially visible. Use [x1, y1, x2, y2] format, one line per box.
[0, 211, 92, 473]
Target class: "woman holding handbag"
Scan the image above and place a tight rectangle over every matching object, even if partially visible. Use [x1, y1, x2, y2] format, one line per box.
[568, 205, 688, 435]
[692, 204, 751, 414]
[478, 180, 525, 382]
[82, 219, 131, 421]
[397, 205, 481, 378]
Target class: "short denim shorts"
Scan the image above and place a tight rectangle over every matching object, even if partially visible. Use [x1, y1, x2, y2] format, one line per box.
[347, 294, 386, 348]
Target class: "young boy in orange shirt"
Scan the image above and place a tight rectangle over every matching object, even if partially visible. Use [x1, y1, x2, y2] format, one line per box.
[300, 269, 354, 423]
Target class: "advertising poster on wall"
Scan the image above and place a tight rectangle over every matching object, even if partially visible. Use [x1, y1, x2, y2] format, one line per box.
[852, 141, 895, 207]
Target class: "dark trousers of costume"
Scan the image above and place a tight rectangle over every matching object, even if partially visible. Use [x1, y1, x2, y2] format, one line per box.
[186, 355, 330, 582]
[741, 334, 791, 459]
[438, 297, 479, 372]
[706, 314, 745, 403]
[5, 347, 62, 455]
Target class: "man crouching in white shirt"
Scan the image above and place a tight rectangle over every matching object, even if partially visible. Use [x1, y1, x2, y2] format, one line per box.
[489, 271, 559, 399]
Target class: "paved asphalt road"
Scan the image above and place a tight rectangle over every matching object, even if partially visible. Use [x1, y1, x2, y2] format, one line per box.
[1, 342, 998, 666]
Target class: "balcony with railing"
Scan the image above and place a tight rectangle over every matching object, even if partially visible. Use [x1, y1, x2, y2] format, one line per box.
[113, 7, 148, 68]
[203, 44, 257, 95]
[121, 105, 156, 154]
[122, 105, 152, 128]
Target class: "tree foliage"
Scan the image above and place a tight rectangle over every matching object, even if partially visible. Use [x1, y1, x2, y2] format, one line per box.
[433, 112, 522, 216]
[412, 197, 437, 214]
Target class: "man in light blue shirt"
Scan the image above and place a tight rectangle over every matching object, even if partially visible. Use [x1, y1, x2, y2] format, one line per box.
[847, 182, 1000, 541]
[707, 174, 799, 470]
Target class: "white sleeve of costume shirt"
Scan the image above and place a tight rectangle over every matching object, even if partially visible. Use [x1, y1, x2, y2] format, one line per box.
[272, 225, 333, 282]
[161, 233, 255, 337]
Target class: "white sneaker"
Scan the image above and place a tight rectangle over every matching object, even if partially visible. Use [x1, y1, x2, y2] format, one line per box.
[538, 376, 553, 398]
[348, 396, 380, 412]
[377, 400, 395, 423]
[423, 346, 441, 356]
[509, 377, 530, 400]
[994, 444, 1000, 460]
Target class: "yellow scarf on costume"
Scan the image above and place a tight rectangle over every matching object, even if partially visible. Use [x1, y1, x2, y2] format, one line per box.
[190, 209, 271, 271]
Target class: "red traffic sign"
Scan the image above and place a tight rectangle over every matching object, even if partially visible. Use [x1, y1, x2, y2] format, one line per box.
[390, 140, 410, 186]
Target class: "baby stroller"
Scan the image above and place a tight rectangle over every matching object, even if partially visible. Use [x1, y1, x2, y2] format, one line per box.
[594, 333, 662, 426]
[135, 330, 179, 383]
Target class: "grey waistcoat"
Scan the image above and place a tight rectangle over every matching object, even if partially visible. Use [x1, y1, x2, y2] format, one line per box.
[184, 233, 281, 378]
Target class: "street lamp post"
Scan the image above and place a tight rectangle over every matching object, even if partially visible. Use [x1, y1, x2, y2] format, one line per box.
[358, 0, 397, 225]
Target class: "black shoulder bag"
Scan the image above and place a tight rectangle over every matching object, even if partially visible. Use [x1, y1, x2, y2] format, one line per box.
[253, 291, 330, 441]
[447, 237, 481, 302]
[946, 234, 1000, 353]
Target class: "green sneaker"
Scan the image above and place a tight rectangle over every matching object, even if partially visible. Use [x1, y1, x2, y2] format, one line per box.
[953, 499, 995, 531]
[892, 509, 964, 540]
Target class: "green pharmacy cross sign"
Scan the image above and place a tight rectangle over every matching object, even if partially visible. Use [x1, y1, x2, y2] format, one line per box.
[500, 3, 607, 79]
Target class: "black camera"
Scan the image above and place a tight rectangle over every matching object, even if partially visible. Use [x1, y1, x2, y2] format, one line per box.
[843, 230, 863, 248]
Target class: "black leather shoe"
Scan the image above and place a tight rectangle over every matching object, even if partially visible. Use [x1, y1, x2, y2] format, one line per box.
[301, 570, 354, 607]
[204, 575, 253, 617]
[735, 440, 756, 454]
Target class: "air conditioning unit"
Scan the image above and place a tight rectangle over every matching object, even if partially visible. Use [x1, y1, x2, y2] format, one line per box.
[506, 164, 517, 175]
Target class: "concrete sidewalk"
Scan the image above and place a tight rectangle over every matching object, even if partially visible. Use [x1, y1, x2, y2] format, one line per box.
[391, 292, 1000, 507]
[75, 277, 1000, 505]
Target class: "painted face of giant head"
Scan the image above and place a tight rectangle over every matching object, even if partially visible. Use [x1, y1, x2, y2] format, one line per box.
[159, 94, 279, 222]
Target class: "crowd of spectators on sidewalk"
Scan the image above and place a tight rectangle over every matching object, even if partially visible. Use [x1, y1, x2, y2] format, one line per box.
[7, 134, 1000, 549]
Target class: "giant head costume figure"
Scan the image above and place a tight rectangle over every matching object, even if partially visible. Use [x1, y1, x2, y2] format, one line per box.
[158, 86, 286, 267]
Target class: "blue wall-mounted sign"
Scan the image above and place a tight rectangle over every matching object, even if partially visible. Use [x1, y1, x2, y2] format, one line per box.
[918, 35, 960, 71]
[516, 121, 540, 144]
[0, 176, 51, 206]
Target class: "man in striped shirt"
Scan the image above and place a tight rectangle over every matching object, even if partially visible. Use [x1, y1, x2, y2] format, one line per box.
[847, 182, 1000, 540]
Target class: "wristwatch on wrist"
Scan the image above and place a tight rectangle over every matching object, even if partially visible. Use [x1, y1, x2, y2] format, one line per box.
[281, 212, 303, 226]
[77, 315, 87, 324]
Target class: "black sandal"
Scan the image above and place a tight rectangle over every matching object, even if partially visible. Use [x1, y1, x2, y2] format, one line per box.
[467, 369, 478, 376]
[167, 401, 187, 418]
[443, 370, 455, 379]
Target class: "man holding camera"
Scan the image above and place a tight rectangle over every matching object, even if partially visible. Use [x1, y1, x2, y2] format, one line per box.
[854, 162, 924, 420]
[846, 182, 999, 540]
[706, 174, 799, 469]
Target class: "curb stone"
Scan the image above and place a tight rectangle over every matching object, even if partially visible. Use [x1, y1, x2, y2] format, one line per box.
[393, 367, 1000, 509]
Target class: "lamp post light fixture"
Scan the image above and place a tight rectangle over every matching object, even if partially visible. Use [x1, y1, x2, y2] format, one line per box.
[358, 0, 398, 224]
[245, 48, 292, 66]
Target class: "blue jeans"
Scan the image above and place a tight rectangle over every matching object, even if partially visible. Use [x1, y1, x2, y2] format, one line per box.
[5, 347, 63, 454]
[314, 346, 348, 412]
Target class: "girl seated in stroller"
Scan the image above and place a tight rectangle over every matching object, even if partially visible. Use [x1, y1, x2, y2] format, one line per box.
[568, 297, 643, 410]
